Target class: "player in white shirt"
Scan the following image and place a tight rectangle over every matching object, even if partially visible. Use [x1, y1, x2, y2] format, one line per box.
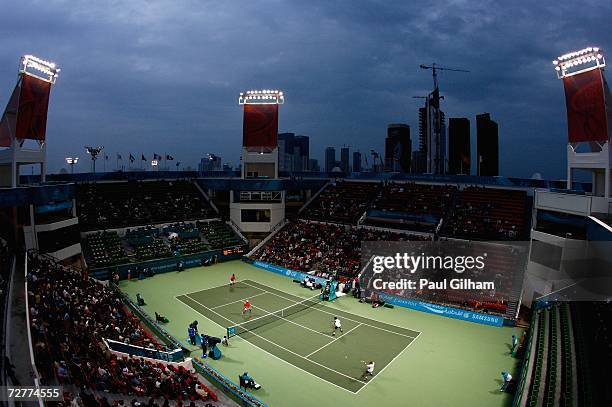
[360, 361, 375, 381]
[332, 317, 343, 336]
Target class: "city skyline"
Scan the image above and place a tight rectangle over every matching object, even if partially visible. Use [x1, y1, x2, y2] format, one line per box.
[0, 1, 610, 179]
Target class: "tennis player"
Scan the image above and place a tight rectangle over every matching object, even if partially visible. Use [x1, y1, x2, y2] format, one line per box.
[332, 317, 343, 336]
[242, 299, 253, 315]
[361, 361, 375, 381]
[230, 273, 237, 286]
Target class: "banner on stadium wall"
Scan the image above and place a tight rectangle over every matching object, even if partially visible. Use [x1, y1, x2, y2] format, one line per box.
[377, 292, 504, 327]
[16, 74, 52, 141]
[252, 260, 329, 286]
[243, 104, 279, 147]
[563, 69, 609, 143]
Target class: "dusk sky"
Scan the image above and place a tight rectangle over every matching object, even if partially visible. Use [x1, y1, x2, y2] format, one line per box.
[0, 1, 610, 178]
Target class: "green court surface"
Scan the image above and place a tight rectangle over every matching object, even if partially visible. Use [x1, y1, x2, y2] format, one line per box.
[120, 260, 521, 407]
[177, 279, 420, 393]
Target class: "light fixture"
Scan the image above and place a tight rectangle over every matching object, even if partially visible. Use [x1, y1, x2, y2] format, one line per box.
[20, 55, 60, 83]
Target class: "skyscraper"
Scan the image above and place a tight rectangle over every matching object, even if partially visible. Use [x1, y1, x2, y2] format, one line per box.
[352, 151, 362, 173]
[340, 147, 350, 173]
[448, 118, 471, 175]
[198, 153, 222, 172]
[325, 147, 336, 173]
[417, 93, 446, 174]
[476, 113, 499, 176]
[384, 124, 411, 172]
[308, 158, 320, 172]
[278, 133, 310, 172]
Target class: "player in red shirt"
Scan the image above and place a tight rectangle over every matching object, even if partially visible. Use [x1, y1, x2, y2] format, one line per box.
[230, 273, 237, 286]
[242, 299, 252, 315]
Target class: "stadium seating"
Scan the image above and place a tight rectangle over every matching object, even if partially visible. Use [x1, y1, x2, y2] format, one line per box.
[76, 180, 216, 230]
[197, 220, 245, 249]
[514, 304, 579, 407]
[301, 181, 382, 224]
[133, 237, 172, 261]
[26, 253, 217, 403]
[84, 221, 244, 269]
[299, 181, 529, 241]
[251, 220, 430, 279]
[440, 186, 528, 240]
[365, 182, 456, 231]
[85, 231, 130, 267]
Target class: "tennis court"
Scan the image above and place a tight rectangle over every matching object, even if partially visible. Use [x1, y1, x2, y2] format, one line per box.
[176, 279, 420, 393]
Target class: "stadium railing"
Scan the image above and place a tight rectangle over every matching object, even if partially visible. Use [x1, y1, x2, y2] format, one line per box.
[103, 338, 184, 363]
[111, 283, 185, 353]
[0, 250, 14, 388]
[23, 252, 45, 407]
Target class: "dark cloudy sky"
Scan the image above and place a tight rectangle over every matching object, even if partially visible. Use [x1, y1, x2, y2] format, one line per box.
[0, 0, 610, 178]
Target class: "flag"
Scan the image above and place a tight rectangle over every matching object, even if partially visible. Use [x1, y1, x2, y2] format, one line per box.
[166, 154, 174, 160]
[117, 154, 122, 160]
[141, 154, 146, 161]
[129, 154, 135, 163]
[176, 162, 180, 167]
[153, 153, 162, 160]
[105, 154, 109, 161]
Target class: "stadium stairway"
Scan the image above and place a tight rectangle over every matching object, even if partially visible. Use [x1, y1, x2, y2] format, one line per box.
[297, 181, 330, 215]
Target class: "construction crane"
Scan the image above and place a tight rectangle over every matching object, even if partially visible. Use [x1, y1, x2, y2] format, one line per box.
[419, 63, 469, 90]
[417, 63, 469, 175]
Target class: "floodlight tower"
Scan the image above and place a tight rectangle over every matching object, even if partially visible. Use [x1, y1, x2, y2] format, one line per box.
[230, 90, 285, 234]
[0, 55, 60, 186]
[552, 47, 610, 198]
[238, 89, 284, 178]
[85, 145, 104, 177]
[65, 156, 79, 174]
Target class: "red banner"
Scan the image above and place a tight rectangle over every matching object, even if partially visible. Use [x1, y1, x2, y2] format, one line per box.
[242, 104, 278, 147]
[563, 69, 609, 143]
[16, 74, 52, 141]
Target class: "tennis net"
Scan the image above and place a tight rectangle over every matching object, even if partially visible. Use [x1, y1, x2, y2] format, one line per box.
[227, 294, 321, 338]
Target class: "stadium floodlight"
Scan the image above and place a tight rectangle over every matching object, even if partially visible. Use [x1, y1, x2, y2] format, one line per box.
[85, 146, 104, 176]
[65, 157, 79, 174]
[552, 47, 605, 78]
[238, 89, 284, 104]
[19, 55, 60, 83]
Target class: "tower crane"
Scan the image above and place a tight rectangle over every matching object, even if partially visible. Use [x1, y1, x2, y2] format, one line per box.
[417, 63, 469, 175]
[419, 63, 469, 90]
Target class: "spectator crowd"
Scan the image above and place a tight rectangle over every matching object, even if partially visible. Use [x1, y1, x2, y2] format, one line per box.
[27, 253, 216, 404]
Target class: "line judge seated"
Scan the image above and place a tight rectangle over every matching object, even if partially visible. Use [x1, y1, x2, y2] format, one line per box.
[239, 372, 261, 390]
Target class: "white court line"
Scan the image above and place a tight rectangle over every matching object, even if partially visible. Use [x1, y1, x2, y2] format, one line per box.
[211, 291, 268, 310]
[240, 280, 419, 339]
[181, 280, 265, 298]
[179, 293, 364, 386]
[355, 331, 422, 394]
[306, 323, 363, 358]
[248, 304, 333, 338]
